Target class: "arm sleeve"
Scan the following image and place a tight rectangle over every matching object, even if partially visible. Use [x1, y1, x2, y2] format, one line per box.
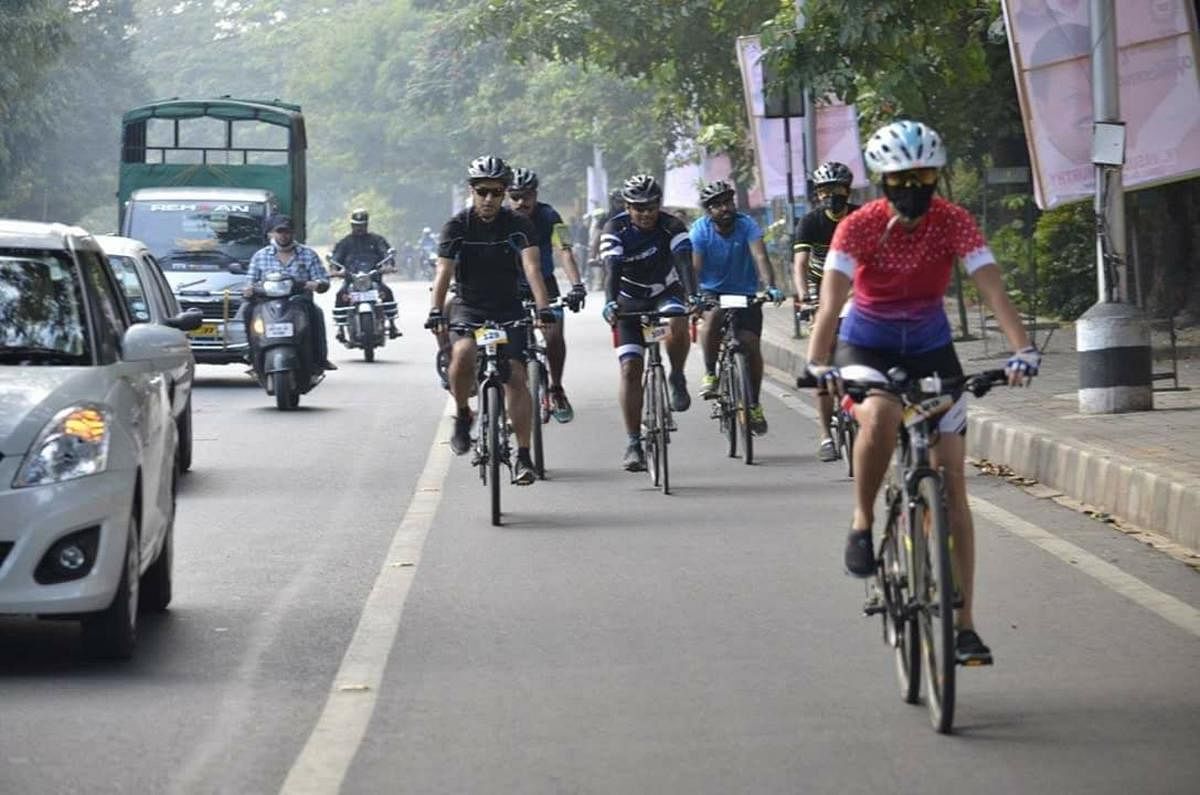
[600, 219, 622, 303]
[793, 214, 817, 251]
[744, 216, 763, 243]
[437, 219, 461, 260]
[951, 208, 995, 274]
[331, 238, 348, 262]
[511, 213, 538, 253]
[824, 216, 859, 279]
[307, 249, 330, 281]
[666, 217, 696, 294]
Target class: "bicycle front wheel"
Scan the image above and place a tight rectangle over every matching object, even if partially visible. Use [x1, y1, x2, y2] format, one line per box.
[644, 367, 661, 487]
[486, 384, 504, 526]
[721, 360, 737, 458]
[734, 351, 754, 465]
[914, 474, 955, 733]
[881, 486, 920, 704]
[528, 357, 546, 479]
[843, 415, 857, 478]
[658, 365, 671, 495]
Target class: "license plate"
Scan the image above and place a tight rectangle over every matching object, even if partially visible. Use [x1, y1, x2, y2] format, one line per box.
[188, 323, 220, 338]
[719, 294, 750, 309]
[474, 327, 508, 346]
[642, 323, 669, 343]
[266, 322, 295, 338]
[350, 290, 379, 302]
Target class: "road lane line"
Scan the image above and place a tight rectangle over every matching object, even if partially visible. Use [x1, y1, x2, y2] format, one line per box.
[969, 496, 1200, 639]
[765, 369, 1200, 640]
[280, 403, 455, 794]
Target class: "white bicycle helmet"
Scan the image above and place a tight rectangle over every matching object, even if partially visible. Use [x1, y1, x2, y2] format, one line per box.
[811, 161, 853, 187]
[863, 120, 946, 173]
[467, 155, 512, 184]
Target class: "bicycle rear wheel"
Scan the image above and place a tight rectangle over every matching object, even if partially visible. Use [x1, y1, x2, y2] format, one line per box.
[881, 486, 920, 704]
[528, 357, 546, 479]
[733, 351, 754, 465]
[914, 474, 955, 733]
[486, 384, 504, 526]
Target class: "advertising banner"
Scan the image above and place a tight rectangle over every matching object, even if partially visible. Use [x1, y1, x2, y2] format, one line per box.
[1002, 0, 1200, 208]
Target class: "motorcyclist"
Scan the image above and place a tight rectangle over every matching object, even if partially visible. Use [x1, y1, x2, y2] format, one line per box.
[331, 208, 400, 340]
[244, 214, 336, 370]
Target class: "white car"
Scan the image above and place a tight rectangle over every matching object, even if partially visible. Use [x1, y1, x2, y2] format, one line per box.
[97, 235, 202, 471]
[0, 220, 193, 658]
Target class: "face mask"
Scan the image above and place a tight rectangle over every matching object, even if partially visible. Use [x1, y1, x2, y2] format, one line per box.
[883, 183, 936, 220]
[826, 193, 849, 213]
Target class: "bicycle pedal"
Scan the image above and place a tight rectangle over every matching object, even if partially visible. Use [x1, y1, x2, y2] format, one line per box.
[863, 600, 887, 617]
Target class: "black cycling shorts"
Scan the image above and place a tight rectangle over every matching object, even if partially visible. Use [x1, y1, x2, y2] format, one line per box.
[701, 291, 763, 338]
[833, 341, 968, 434]
[614, 284, 687, 360]
[447, 298, 529, 369]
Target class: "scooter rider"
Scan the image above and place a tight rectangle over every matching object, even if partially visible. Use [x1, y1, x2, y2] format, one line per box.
[331, 208, 400, 339]
[244, 214, 336, 370]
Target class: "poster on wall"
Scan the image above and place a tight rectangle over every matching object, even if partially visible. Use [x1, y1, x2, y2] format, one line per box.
[1002, 0, 1200, 208]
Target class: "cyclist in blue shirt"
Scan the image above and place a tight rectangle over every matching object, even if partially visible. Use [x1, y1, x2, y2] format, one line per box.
[690, 180, 783, 434]
[508, 168, 587, 422]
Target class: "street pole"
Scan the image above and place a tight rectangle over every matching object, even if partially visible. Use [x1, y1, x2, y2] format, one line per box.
[797, 0, 818, 207]
[1076, 0, 1153, 413]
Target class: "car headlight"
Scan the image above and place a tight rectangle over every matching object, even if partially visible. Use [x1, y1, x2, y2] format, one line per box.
[13, 405, 112, 488]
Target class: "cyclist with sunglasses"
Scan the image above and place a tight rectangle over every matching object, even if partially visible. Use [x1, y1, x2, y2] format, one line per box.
[691, 180, 784, 434]
[804, 121, 1041, 665]
[600, 173, 698, 471]
[507, 167, 587, 422]
[792, 161, 860, 461]
[425, 155, 556, 486]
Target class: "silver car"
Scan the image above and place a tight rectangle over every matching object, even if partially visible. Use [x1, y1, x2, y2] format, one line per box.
[97, 235, 202, 472]
[0, 220, 193, 658]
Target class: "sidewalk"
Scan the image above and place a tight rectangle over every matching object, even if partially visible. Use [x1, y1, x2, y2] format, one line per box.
[759, 304, 1200, 555]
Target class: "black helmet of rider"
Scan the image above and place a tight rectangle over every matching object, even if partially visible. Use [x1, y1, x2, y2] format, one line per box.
[620, 174, 662, 204]
[350, 208, 369, 226]
[511, 168, 538, 192]
[467, 155, 513, 185]
[699, 180, 736, 208]
[811, 161, 854, 187]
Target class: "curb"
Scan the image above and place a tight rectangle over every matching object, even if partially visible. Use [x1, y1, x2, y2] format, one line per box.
[760, 329, 1200, 553]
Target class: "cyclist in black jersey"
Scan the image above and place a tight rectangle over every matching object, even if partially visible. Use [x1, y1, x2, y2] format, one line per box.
[600, 174, 698, 471]
[425, 155, 556, 485]
[792, 161, 860, 462]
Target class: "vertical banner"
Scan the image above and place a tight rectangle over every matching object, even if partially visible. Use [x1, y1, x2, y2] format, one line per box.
[735, 35, 869, 201]
[1002, 0, 1200, 208]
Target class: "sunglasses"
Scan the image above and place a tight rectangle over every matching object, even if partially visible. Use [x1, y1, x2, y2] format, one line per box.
[883, 168, 939, 188]
[507, 191, 533, 201]
[473, 187, 506, 199]
[627, 202, 661, 213]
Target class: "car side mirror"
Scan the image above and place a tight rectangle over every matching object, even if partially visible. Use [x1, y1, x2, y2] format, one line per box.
[228, 262, 247, 275]
[164, 307, 204, 332]
[123, 323, 190, 364]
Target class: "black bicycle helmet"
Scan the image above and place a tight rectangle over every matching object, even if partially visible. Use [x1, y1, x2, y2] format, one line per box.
[620, 174, 663, 204]
[349, 208, 369, 225]
[467, 155, 512, 184]
[812, 161, 853, 187]
[511, 167, 538, 191]
[699, 180, 736, 207]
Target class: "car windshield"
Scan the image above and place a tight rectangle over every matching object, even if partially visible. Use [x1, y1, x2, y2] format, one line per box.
[107, 254, 152, 322]
[127, 200, 267, 270]
[0, 251, 91, 365]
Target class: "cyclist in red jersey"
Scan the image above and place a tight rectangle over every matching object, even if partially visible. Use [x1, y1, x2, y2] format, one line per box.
[805, 120, 1041, 665]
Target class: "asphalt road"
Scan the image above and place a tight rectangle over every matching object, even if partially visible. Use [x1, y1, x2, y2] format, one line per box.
[2, 281, 1198, 795]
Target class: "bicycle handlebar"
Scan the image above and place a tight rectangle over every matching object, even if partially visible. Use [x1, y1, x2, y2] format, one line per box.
[447, 318, 531, 334]
[795, 368, 1009, 400]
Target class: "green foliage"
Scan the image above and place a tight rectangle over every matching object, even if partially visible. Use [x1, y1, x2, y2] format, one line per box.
[1032, 202, 1095, 320]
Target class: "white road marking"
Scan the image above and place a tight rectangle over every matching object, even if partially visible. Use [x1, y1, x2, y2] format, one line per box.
[766, 369, 1200, 640]
[279, 403, 455, 794]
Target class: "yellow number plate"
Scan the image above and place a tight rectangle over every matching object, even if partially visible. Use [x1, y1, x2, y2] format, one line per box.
[188, 323, 220, 338]
[642, 324, 669, 343]
[474, 327, 508, 346]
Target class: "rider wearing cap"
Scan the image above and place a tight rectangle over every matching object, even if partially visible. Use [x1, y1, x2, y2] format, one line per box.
[331, 208, 400, 339]
[805, 121, 1041, 665]
[793, 161, 861, 462]
[600, 174, 698, 472]
[507, 167, 587, 423]
[690, 179, 784, 435]
[425, 155, 555, 486]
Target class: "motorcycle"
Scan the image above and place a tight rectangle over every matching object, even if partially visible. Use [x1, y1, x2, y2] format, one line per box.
[328, 250, 397, 362]
[246, 271, 328, 410]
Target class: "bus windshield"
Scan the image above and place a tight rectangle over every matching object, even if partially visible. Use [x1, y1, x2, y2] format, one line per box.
[127, 201, 267, 270]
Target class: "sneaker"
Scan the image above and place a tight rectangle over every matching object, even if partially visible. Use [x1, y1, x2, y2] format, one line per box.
[844, 528, 875, 577]
[748, 404, 768, 435]
[550, 388, 575, 423]
[955, 628, 994, 666]
[669, 371, 691, 412]
[818, 438, 839, 462]
[335, 329, 347, 344]
[513, 455, 537, 486]
[700, 373, 719, 399]
[449, 413, 472, 455]
[321, 359, 339, 371]
[623, 441, 646, 472]
[388, 323, 402, 339]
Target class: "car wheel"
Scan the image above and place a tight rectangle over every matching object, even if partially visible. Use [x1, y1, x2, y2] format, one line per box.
[141, 467, 175, 613]
[81, 511, 140, 659]
[177, 396, 193, 473]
